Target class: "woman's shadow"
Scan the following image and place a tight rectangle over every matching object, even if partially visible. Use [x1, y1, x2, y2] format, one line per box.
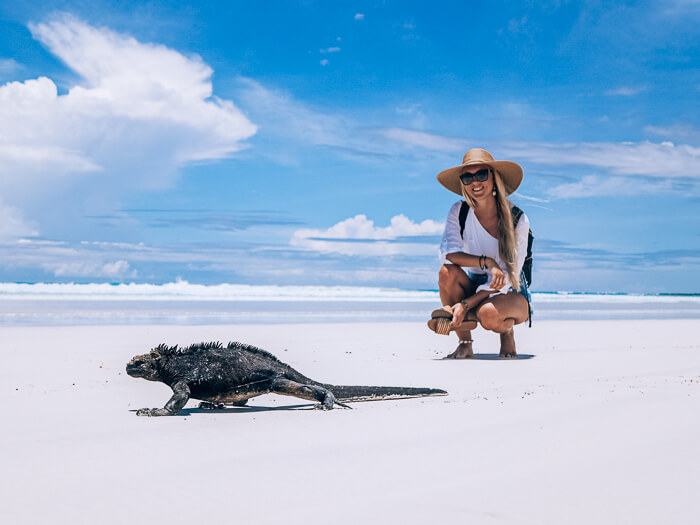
[437, 353, 535, 361]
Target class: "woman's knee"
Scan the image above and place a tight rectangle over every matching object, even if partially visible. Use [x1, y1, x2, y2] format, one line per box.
[439, 264, 465, 288]
[477, 303, 503, 331]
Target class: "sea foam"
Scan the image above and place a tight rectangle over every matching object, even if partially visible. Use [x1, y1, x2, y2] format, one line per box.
[0, 281, 698, 303]
[0, 282, 697, 326]
[0, 281, 438, 301]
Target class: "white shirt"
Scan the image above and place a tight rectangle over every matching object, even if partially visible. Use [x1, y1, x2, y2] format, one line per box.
[439, 201, 530, 294]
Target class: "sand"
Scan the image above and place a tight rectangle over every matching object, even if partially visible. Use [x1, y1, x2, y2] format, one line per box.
[2, 319, 699, 524]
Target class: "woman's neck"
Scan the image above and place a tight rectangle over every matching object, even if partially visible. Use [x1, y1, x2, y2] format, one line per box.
[473, 196, 498, 220]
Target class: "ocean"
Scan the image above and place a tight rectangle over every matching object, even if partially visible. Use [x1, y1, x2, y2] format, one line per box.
[0, 282, 698, 326]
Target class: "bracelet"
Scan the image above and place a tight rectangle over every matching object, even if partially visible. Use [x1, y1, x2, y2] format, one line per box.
[479, 255, 485, 270]
[460, 299, 469, 310]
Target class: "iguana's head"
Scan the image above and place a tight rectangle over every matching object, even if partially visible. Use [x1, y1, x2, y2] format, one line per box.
[126, 352, 161, 381]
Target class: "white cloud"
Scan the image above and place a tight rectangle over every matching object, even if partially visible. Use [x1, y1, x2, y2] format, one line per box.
[27, 15, 256, 159]
[0, 201, 39, 239]
[320, 59, 329, 66]
[645, 124, 700, 144]
[516, 193, 551, 203]
[235, 78, 359, 150]
[605, 86, 646, 96]
[376, 128, 467, 153]
[394, 104, 428, 130]
[354, 13, 365, 21]
[0, 58, 22, 75]
[234, 78, 700, 189]
[320, 47, 341, 54]
[660, 0, 700, 16]
[546, 174, 666, 199]
[0, 236, 140, 279]
[502, 140, 700, 178]
[47, 259, 137, 278]
[0, 14, 257, 230]
[235, 82, 448, 165]
[375, 128, 700, 196]
[290, 214, 443, 256]
[507, 16, 529, 34]
[290, 238, 435, 257]
[235, 83, 447, 165]
[17, 238, 66, 246]
[372, 127, 700, 195]
[295, 214, 443, 240]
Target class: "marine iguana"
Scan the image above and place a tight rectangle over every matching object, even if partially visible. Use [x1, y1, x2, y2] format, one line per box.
[126, 341, 447, 416]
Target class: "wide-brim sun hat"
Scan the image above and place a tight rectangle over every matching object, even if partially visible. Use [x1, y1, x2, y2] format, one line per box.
[437, 148, 523, 196]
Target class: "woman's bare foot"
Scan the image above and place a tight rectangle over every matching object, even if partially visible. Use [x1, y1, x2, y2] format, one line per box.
[499, 329, 518, 358]
[446, 340, 474, 359]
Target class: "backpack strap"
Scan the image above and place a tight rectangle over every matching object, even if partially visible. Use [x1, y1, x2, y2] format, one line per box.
[458, 200, 469, 239]
[511, 205, 523, 228]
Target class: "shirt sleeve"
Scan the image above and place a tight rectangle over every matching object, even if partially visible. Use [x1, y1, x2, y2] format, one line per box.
[514, 212, 530, 277]
[438, 201, 464, 265]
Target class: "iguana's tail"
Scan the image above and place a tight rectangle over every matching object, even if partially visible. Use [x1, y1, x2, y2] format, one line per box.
[325, 385, 447, 403]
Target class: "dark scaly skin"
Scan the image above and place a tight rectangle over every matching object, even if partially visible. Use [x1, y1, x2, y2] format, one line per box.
[126, 341, 447, 416]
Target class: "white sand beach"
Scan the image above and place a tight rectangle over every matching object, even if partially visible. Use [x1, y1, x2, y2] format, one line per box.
[2, 319, 699, 524]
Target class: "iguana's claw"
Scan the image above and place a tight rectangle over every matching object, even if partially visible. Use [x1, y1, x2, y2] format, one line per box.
[136, 408, 172, 416]
[313, 395, 352, 410]
[328, 393, 351, 409]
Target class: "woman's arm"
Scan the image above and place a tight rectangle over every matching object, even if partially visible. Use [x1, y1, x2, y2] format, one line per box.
[445, 252, 483, 268]
[450, 289, 492, 329]
[446, 252, 506, 290]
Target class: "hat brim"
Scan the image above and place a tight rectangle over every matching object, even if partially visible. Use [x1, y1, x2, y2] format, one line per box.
[437, 160, 523, 196]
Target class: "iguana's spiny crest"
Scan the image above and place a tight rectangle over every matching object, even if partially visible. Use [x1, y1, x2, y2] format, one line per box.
[126, 341, 285, 381]
[148, 341, 282, 361]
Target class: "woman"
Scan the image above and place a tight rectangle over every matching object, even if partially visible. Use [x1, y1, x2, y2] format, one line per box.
[428, 148, 531, 359]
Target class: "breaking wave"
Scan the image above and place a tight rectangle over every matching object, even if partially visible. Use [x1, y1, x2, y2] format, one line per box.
[0, 281, 698, 304]
[0, 281, 439, 302]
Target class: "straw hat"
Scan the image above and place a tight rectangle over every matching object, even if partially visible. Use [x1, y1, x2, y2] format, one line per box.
[437, 148, 523, 196]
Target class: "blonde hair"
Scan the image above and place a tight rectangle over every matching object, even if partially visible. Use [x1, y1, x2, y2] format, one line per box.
[461, 168, 520, 289]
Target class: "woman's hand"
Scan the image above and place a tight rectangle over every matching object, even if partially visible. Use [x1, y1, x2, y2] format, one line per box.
[450, 302, 466, 329]
[485, 258, 506, 290]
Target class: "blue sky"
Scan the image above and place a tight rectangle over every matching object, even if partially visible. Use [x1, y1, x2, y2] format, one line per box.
[0, 0, 698, 293]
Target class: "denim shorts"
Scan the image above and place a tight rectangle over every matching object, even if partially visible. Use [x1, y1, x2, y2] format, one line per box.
[466, 270, 533, 327]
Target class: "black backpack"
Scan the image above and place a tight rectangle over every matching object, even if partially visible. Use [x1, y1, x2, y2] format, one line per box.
[458, 201, 534, 287]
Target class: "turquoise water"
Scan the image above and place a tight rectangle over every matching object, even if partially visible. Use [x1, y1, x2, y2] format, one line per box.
[0, 282, 698, 326]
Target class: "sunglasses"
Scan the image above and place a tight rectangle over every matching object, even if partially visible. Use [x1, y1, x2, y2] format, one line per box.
[460, 168, 490, 186]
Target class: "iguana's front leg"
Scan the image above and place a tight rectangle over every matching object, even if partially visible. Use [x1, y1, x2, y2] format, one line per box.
[136, 381, 190, 416]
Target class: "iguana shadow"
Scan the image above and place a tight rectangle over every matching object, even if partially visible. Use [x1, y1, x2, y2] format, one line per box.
[180, 403, 317, 415]
[128, 403, 316, 416]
